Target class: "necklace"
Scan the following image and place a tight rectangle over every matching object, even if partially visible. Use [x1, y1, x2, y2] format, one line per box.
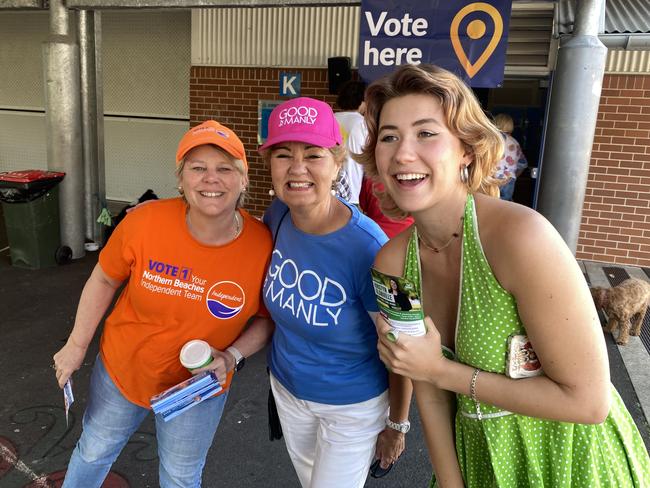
[418, 216, 464, 253]
[232, 211, 242, 239]
[186, 211, 241, 243]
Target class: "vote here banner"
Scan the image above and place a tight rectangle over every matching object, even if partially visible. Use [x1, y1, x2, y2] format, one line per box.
[358, 0, 513, 87]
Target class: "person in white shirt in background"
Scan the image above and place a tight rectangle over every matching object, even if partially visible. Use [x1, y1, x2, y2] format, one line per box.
[334, 80, 367, 205]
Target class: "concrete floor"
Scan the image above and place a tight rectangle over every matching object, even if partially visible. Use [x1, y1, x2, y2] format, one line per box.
[581, 260, 650, 447]
[0, 251, 648, 487]
[0, 251, 430, 488]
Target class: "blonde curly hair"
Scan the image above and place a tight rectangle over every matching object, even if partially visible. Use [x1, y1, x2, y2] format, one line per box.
[356, 64, 503, 219]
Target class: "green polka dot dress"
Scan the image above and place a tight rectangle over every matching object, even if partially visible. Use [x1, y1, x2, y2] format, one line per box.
[421, 194, 650, 487]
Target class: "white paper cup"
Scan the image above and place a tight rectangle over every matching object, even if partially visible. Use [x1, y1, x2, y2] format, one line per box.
[180, 339, 213, 371]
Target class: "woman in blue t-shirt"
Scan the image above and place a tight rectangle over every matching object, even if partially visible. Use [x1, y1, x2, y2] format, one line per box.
[259, 97, 412, 488]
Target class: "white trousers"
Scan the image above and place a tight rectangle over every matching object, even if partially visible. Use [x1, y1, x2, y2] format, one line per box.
[270, 374, 388, 488]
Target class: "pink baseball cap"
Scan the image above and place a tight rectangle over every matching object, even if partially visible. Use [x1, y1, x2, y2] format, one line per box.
[259, 97, 343, 150]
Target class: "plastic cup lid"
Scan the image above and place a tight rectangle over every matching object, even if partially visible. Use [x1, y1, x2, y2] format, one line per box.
[179, 339, 212, 369]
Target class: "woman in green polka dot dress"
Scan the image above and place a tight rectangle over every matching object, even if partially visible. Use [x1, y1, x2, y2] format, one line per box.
[357, 64, 650, 487]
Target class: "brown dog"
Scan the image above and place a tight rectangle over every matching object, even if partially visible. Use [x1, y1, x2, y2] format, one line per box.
[591, 278, 650, 345]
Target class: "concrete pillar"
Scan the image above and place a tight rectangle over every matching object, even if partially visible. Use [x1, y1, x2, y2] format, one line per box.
[43, 0, 85, 258]
[536, 0, 607, 254]
[79, 10, 105, 245]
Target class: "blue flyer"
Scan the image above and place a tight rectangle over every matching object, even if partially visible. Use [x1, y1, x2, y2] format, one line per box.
[151, 371, 222, 422]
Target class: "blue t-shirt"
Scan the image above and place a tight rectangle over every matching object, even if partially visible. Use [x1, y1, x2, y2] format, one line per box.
[263, 198, 389, 405]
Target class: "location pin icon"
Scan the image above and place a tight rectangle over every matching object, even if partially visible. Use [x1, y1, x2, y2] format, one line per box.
[450, 3, 504, 78]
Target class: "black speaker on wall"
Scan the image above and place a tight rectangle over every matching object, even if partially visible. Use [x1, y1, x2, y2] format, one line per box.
[328, 57, 352, 94]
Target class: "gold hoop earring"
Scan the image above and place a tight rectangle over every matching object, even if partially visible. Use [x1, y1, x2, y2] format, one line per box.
[460, 165, 469, 184]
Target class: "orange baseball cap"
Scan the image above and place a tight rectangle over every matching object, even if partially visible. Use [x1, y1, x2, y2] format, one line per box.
[176, 120, 247, 171]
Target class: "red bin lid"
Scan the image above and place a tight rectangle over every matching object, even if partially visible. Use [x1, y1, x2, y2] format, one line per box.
[0, 170, 66, 183]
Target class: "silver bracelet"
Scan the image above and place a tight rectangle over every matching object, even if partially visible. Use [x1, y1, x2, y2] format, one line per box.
[386, 417, 411, 434]
[470, 368, 483, 421]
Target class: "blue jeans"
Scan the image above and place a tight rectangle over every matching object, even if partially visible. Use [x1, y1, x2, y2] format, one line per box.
[62, 356, 228, 488]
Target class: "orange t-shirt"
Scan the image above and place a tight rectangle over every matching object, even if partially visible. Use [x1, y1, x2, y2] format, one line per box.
[98, 198, 272, 408]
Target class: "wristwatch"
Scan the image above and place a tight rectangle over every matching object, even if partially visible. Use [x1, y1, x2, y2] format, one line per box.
[386, 418, 410, 434]
[226, 346, 245, 372]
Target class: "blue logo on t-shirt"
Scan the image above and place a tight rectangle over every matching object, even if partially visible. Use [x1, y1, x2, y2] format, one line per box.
[265, 249, 347, 327]
[206, 281, 245, 320]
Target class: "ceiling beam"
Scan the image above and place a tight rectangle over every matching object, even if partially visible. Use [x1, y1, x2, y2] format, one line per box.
[64, 0, 359, 8]
[3, 0, 550, 11]
[0, 0, 45, 8]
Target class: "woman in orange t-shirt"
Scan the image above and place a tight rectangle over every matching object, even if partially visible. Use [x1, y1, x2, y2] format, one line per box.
[52, 121, 273, 488]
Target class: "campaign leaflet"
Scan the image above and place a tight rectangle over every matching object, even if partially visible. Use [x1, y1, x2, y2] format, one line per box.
[371, 268, 426, 336]
[63, 379, 74, 427]
[150, 371, 222, 422]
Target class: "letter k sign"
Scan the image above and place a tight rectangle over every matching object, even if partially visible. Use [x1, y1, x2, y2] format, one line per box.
[280, 72, 301, 97]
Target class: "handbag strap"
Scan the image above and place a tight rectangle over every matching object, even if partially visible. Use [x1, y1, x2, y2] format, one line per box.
[272, 207, 290, 244]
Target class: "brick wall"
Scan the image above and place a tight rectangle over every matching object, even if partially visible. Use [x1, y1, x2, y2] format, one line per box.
[189, 67, 339, 216]
[576, 74, 650, 267]
[191, 69, 650, 266]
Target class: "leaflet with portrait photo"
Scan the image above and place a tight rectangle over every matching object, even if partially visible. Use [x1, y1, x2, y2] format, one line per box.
[371, 268, 426, 336]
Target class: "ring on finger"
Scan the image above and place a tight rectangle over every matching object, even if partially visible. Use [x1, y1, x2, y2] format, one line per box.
[386, 329, 399, 343]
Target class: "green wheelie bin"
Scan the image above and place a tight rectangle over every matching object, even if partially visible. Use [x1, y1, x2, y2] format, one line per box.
[0, 169, 71, 269]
